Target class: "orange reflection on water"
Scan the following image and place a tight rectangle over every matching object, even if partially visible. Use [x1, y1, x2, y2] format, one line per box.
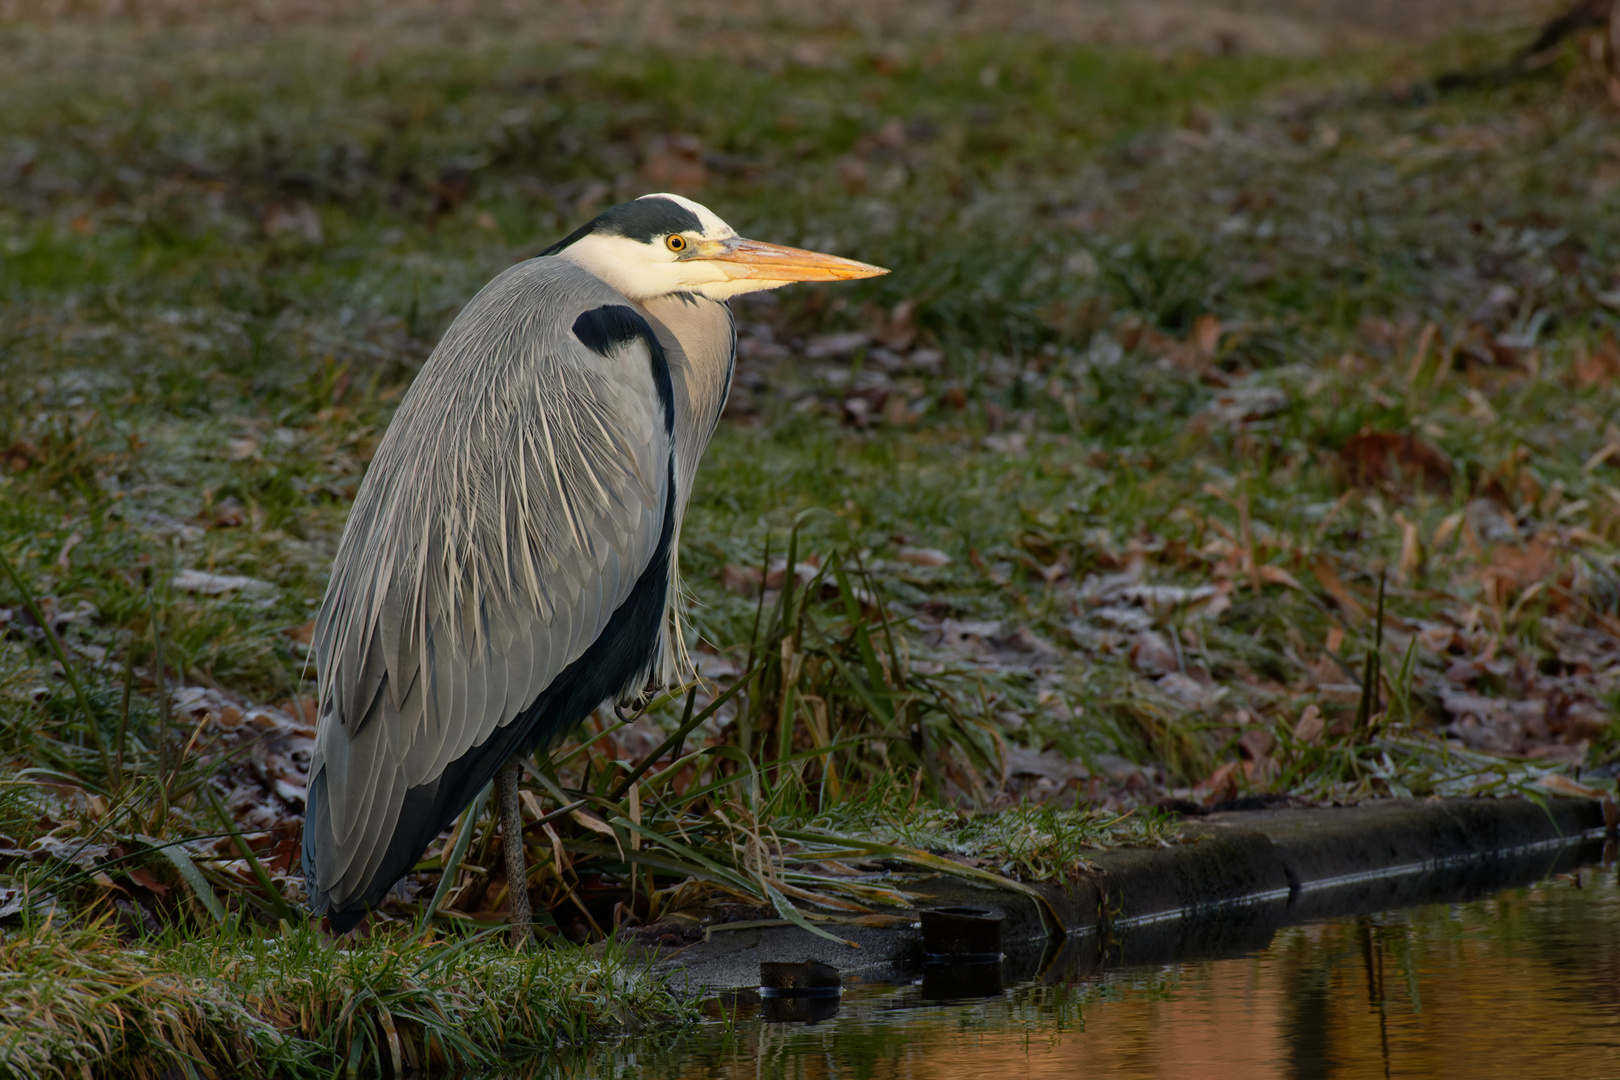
[585, 870, 1620, 1080]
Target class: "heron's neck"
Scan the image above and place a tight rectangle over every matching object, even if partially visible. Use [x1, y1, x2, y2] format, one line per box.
[636, 293, 735, 483]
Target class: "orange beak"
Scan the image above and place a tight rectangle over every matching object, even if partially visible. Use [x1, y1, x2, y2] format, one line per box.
[693, 237, 888, 284]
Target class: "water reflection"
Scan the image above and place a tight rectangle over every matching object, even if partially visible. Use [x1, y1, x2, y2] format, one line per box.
[553, 856, 1620, 1079]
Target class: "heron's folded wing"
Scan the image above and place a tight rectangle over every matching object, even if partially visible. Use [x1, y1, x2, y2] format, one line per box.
[305, 260, 673, 908]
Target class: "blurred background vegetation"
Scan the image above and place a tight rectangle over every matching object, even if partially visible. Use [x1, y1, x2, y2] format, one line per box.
[2, 0, 1620, 1073]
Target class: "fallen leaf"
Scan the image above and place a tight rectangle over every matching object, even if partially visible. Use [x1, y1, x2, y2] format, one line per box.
[2, 439, 39, 473]
[171, 570, 275, 596]
[127, 867, 171, 896]
[1432, 510, 1465, 549]
[208, 496, 246, 529]
[1238, 726, 1275, 760]
[263, 200, 324, 245]
[1341, 428, 1453, 495]
[1395, 514, 1423, 582]
[803, 332, 872, 359]
[718, 564, 762, 594]
[881, 299, 918, 351]
[226, 437, 260, 461]
[571, 808, 625, 859]
[1534, 773, 1606, 800]
[1242, 756, 1279, 786]
[1200, 760, 1241, 802]
[30, 836, 111, 867]
[895, 546, 951, 567]
[1482, 540, 1559, 605]
[1293, 705, 1325, 746]
[1203, 387, 1289, 425]
[1569, 335, 1620, 388]
[1191, 314, 1222, 359]
[1130, 630, 1178, 676]
[1312, 558, 1368, 620]
[764, 559, 820, 589]
[1257, 564, 1302, 589]
[55, 531, 83, 571]
[1157, 671, 1214, 708]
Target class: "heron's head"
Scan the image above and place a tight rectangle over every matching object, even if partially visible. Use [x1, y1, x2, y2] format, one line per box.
[541, 193, 887, 302]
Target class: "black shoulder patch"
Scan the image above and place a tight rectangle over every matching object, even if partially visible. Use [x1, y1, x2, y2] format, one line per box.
[537, 196, 704, 256]
[571, 305, 675, 435]
[572, 304, 654, 357]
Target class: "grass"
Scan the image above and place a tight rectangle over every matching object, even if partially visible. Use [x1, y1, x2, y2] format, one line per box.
[0, 916, 685, 1078]
[3, 1, 1620, 1072]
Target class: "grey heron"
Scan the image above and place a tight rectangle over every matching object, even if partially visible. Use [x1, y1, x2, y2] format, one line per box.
[300, 193, 886, 940]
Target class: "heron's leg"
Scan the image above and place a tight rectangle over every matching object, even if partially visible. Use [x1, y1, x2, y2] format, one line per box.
[496, 757, 532, 948]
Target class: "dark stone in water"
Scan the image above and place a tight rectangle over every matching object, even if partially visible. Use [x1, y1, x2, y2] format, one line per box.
[760, 959, 841, 997]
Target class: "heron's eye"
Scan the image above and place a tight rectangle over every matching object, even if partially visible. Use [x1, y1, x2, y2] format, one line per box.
[665, 234, 688, 253]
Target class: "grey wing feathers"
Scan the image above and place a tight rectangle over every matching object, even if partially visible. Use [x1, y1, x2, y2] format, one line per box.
[304, 259, 673, 912]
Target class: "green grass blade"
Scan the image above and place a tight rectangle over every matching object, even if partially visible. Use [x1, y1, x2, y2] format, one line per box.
[138, 835, 227, 923]
[205, 788, 300, 926]
[420, 781, 491, 931]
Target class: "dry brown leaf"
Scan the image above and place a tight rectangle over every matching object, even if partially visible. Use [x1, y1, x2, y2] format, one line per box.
[1312, 557, 1369, 620]
[1293, 705, 1325, 746]
[1569, 335, 1620, 388]
[1478, 447, 1541, 507]
[1432, 510, 1465, 549]
[1190, 314, 1222, 359]
[1341, 428, 1453, 495]
[1242, 756, 1279, 786]
[895, 546, 951, 567]
[1257, 564, 1302, 589]
[1130, 631, 1178, 676]
[1237, 726, 1275, 760]
[1395, 514, 1423, 582]
[1582, 442, 1620, 473]
[1534, 773, 1606, 800]
[1200, 761, 1241, 802]
[881, 298, 918, 351]
[1482, 540, 1560, 605]
[718, 564, 762, 595]
[541, 822, 569, 875]
[570, 808, 624, 859]
[3, 438, 41, 473]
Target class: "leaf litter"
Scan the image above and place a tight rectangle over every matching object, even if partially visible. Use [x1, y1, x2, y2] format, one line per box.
[0, 1, 1619, 1073]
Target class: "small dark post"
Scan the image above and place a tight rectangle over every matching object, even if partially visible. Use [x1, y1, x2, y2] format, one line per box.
[919, 905, 1005, 960]
[759, 959, 842, 995]
[918, 906, 1006, 1001]
[759, 959, 841, 1023]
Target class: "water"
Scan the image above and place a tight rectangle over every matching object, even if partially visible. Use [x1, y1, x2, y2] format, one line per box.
[562, 853, 1620, 1079]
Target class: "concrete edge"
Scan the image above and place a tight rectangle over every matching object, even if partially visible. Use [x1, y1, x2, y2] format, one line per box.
[651, 796, 1614, 994]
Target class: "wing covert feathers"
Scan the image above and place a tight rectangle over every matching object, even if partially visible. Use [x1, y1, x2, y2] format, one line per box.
[304, 260, 674, 915]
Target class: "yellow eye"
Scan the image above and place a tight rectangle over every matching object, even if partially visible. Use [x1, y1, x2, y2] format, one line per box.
[665, 234, 688, 253]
